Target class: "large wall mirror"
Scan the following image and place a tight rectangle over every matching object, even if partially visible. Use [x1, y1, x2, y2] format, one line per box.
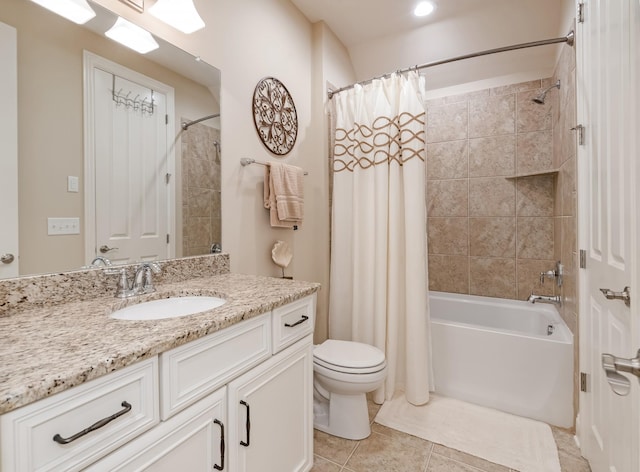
[0, 0, 221, 278]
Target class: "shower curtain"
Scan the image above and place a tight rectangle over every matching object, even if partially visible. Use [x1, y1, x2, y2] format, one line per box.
[329, 71, 432, 406]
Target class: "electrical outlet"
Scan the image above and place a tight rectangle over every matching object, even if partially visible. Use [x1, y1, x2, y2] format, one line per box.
[47, 217, 80, 235]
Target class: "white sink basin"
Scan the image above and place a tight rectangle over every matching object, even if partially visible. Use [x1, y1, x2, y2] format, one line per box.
[110, 296, 226, 321]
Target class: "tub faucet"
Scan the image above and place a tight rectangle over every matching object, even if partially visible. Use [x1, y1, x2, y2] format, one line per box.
[528, 293, 561, 305]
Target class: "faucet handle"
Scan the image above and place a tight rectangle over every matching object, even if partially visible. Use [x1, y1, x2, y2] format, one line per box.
[104, 267, 134, 298]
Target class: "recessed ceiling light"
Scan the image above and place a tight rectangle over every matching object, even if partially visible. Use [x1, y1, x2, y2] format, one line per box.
[414, 1, 435, 17]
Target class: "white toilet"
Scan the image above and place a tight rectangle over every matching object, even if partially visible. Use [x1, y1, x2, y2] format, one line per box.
[312, 339, 387, 440]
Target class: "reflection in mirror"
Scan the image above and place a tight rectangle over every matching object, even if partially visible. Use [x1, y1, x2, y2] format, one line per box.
[0, 0, 221, 278]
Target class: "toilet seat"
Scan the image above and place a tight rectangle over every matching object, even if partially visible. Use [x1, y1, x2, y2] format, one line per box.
[313, 340, 386, 374]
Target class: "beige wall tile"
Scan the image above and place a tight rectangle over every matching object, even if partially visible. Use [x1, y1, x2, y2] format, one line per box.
[428, 255, 469, 294]
[469, 177, 515, 216]
[468, 217, 516, 257]
[517, 89, 553, 133]
[427, 140, 468, 180]
[516, 259, 557, 300]
[490, 79, 544, 96]
[468, 135, 515, 177]
[469, 94, 515, 138]
[428, 217, 468, 255]
[469, 257, 516, 299]
[188, 187, 214, 217]
[561, 216, 577, 274]
[516, 175, 554, 216]
[516, 130, 553, 175]
[516, 217, 554, 259]
[427, 102, 468, 143]
[560, 157, 576, 217]
[427, 179, 468, 217]
[187, 157, 216, 189]
[185, 216, 211, 247]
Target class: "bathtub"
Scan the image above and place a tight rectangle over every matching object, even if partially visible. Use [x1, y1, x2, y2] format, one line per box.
[429, 291, 574, 428]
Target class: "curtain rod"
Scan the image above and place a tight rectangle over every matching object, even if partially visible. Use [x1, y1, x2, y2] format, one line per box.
[181, 113, 220, 130]
[327, 30, 575, 99]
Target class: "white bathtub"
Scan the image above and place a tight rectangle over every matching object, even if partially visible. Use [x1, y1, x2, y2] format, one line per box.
[430, 291, 574, 428]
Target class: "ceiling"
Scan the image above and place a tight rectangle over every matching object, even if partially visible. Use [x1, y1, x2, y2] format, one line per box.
[290, 0, 574, 90]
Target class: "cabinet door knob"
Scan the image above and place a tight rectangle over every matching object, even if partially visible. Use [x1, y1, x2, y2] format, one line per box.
[0, 253, 14, 264]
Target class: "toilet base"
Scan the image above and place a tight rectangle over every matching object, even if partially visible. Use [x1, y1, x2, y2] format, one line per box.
[313, 392, 371, 440]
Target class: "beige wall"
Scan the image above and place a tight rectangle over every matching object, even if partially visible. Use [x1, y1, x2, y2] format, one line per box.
[425, 78, 559, 300]
[3, 0, 218, 275]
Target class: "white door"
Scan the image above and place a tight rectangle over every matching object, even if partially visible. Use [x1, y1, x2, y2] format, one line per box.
[577, 1, 640, 471]
[0, 22, 19, 279]
[84, 52, 175, 266]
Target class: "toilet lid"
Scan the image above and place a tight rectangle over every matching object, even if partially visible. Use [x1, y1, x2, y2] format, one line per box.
[313, 340, 386, 373]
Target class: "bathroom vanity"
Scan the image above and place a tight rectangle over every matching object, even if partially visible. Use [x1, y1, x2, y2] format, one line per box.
[0, 261, 319, 472]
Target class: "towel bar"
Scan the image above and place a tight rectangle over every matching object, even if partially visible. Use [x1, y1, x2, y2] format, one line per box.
[240, 157, 308, 175]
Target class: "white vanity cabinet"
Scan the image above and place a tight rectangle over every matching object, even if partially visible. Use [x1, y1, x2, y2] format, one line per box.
[228, 336, 313, 472]
[85, 293, 316, 472]
[0, 358, 159, 472]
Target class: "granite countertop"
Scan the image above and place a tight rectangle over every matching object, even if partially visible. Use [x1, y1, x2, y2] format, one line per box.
[0, 273, 320, 415]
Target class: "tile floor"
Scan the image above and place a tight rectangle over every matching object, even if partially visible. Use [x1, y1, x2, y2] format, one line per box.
[311, 399, 592, 472]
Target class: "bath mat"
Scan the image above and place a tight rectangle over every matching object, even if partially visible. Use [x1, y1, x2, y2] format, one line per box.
[374, 393, 561, 472]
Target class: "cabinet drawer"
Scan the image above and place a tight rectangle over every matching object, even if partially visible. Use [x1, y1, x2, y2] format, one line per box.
[160, 312, 271, 419]
[272, 294, 316, 353]
[0, 358, 159, 472]
[86, 387, 226, 471]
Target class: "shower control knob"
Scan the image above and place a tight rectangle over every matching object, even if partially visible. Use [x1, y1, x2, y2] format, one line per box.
[0, 253, 14, 264]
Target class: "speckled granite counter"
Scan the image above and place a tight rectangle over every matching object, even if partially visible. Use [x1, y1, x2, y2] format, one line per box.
[0, 273, 320, 415]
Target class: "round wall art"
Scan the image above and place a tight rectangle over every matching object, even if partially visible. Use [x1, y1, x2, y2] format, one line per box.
[252, 77, 298, 155]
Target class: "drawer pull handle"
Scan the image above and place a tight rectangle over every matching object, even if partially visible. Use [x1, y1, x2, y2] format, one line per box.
[214, 419, 225, 470]
[239, 400, 251, 447]
[284, 315, 309, 328]
[52, 401, 132, 445]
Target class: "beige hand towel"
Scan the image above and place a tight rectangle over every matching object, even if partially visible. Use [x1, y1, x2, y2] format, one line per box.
[264, 165, 299, 229]
[270, 162, 304, 222]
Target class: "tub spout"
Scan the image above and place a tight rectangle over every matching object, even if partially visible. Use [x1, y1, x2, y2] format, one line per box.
[528, 293, 562, 305]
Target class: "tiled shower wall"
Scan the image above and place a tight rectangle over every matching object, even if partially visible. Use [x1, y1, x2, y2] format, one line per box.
[552, 42, 578, 334]
[181, 121, 222, 256]
[425, 79, 560, 300]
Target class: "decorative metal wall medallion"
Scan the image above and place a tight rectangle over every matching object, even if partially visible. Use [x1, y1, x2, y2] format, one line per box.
[252, 77, 298, 155]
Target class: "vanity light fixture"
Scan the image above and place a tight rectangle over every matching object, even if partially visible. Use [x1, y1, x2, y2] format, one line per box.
[414, 1, 435, 17]
[29, 0, 96, 25]
[105, 17, 159, 54]
[149, 0, 205, 34]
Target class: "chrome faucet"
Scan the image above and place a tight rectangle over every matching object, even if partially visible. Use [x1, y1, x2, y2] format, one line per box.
[105, 262, 162, 298]
[133, 262, 161, 295]
[90, 256, 112, 267]
[539, 261, 563, 287]
[528, 293, 562, 305]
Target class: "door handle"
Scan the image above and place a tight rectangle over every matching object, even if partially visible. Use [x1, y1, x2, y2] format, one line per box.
[601, 349, 640, 396]
[0, 254, 14, 264]
[599, 286, 631, 307]
[100, 245, 119, 254]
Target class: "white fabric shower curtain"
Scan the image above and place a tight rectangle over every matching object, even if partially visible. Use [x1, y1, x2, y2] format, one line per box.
[329, 72, 432, 406]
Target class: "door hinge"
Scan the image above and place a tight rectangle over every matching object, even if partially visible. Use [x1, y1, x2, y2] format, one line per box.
[165, 173, 171, 184]
[166, 234, 170, 244]
[571, 124, 585, 146]
[580, 372, 588, 392]
[165, 114, 168, 125]
[578, 3, 585, 23]
[579, 249, 587, 269]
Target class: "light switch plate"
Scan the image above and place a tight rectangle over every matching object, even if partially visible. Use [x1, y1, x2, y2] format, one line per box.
[48, 217, 80, 235]
[67, 176, 79, 193]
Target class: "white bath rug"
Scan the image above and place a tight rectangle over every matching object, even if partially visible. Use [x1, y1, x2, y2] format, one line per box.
[374, 393, 561, 472]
